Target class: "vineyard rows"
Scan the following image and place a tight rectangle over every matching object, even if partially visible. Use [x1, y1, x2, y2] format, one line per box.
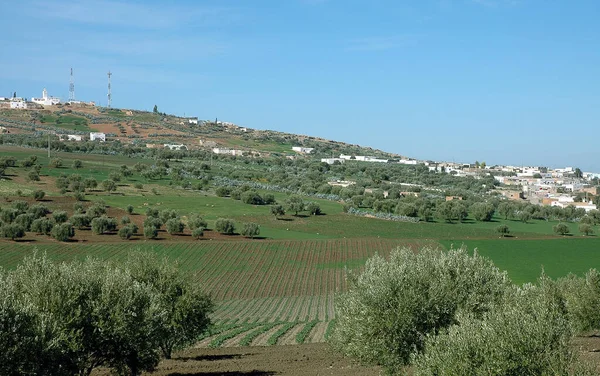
[0, 238, 435, 346]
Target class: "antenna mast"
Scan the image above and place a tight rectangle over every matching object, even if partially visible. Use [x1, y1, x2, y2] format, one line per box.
[69, 67, 75, 102]
[107, 71, 112, 108]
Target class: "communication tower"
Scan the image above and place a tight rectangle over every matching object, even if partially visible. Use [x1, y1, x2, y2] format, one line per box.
[107, 71, 112, 108]
[69, 67, 75, 102]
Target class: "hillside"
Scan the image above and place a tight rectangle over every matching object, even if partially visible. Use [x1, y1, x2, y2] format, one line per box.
[0, 104, 402, 159]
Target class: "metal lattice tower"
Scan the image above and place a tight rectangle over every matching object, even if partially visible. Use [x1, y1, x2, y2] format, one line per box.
[107, 71, 112, 108]
[69, 68, 75, 101]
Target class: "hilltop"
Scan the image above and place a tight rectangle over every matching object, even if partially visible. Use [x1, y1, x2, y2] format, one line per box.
[0, 104, 402, 160]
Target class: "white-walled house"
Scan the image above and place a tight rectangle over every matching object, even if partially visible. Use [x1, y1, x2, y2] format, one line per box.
[31, 88, 61, 106]
[10, 100, 27, 109]
[188, 118, 198, 125]
[64, 134, 82, 141]
[321, 158, 345, 165]
[212, 148, 244, 156]
[292, 146, 314, 154]
[163, 144, 186, 151]
[90, 132, 106, 142]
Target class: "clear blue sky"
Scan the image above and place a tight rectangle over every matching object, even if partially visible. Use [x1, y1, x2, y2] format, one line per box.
[1, 1, 599, 171]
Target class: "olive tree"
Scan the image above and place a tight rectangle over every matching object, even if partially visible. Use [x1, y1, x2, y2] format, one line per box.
[270, 205, 285, 219]
[51, 222, 75, 242]
[329, 246, 510, 374]
[554, 223, 570, 236]
[165, 218, 185, 235]
[124, 252, 213, 359]
[215, 218, 235, 234]
[413, 277, 593, 376]
[241, 222, 260, 239]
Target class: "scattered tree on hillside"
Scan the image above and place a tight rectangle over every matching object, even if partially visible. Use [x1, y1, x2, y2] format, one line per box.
[285, 195, 305, 216]
[553, 223, 570, 236]
[495, 224, 510, 237]
[215, 218, 235, 235]
[241, 222, 260, 239]
[579, 224, 594, 236]
[270, 205, 286, 219]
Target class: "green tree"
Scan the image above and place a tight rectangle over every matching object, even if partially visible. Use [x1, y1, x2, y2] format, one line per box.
[144, 225, 158, 239]
[27, 170, 40, 182]
[51, 222, 74, 242]
[49, 157, 63, 168]
[187, 214, 207, 231]
[495, 224, 510, 237]
[215, 218, 235, 234]
[330, 246, 510, 374]
[31, 218, 55, 235]
[192, 227, 204, 239]
[84, 177, 98, 190]
[497, 202, 514, 220]
[470, 202, 495, 222]
[241, 222, 260, 239]
[165, 218, 185, 235]
[285, 195, 305, 216]
[126, 204, 134, 214]
[1, 223, 25, 240]
[101, 179, 117, 192]
[33, 189, 46, 201]
[579, 223, 594, 236]
[306, 202, 322, 215]
[53, 210, 68, 224]
[554, 223, 570, 236]
[72, 159, 83, 169]
[270, 205, 286, 219]
[124, 252, 213, 359]
[153, 104, 158, 113]
[413, 278, 585, 375]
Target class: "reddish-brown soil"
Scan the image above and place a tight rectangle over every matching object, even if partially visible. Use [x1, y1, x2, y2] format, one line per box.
[91, 343, 381, 376]
[89, 336, 600, 376]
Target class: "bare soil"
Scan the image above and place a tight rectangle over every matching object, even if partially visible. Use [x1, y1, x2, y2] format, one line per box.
[92, 343, 381, 376]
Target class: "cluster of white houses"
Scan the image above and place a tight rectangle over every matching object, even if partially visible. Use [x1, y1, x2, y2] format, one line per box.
[2, 88, 94, 109]
[59, 132, 106, 142]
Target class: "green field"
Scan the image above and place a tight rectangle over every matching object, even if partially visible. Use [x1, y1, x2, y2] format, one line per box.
[1, 144, 599, 347]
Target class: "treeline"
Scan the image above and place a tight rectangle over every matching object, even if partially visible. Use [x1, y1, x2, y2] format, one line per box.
[330, 246, 600, 375]
[0, 252, 212, 376]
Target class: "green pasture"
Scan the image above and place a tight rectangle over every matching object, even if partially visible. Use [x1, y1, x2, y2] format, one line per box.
[439, 238, 600, 284]
[40, 114, 92, 132]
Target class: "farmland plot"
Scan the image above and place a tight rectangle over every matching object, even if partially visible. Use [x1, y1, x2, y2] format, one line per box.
[0, 238, 422, 347]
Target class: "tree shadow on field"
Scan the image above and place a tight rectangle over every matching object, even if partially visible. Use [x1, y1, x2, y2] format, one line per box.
[168, 372, 275, 376]
[178, 354, 244, 362]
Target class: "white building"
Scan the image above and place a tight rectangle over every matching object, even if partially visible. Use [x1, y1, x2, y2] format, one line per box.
[90, 132, 106, 142]
[292, 146, 315, 154]
[31, 88, 61, 106]
[321, 158, 345, 165]
[10, 100, 27, 109]
[164, 143, 186, 151]
[212, 148, 244, 156]
[65, 134, 82, 141]
[188, 118, 198, 125]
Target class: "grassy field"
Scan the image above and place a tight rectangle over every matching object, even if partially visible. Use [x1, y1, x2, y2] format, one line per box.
[40, 114, 92, 132]
[2, 145, 600, 348]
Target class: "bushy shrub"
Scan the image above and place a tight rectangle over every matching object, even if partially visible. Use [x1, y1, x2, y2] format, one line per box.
[305, 202, 321, 215]
[27, 171, 40, 182]
[91, 216, 118, 235]
[0, 208, 18, 223]
[159, 209, 178, 224]
[70, 214, 90, 229]
[14, 213, 34, 231]
[87, 204, 106, 219]
[101, 179, 116, 192]
[143, 217, 162, 230]
[1, 223, 25, 240]
[33, 190, 45, 201]
[165, 218, 184, 235]
[84, 177, 97, 190]
[558, 270, 600, 333]
[134, 182, 143, 190]
[329, 246, 510, 373]
[412, 278, 585, 375]
[145, 207, 159, 218]
[215, 186, 230, 197]
[554, 223, 570, 236]
[263, 193, 276, 205]
[240, 222, 260, 238]
[49, 157, 63, 168]
[27, 203, 49, 219]
[241, 191, 264, 205]
[51, 222, 74, 242]
[12, 200, 29, 213]
[187, 214, 207, 231]
[144, 225, 158, 239]
[192, 227, 204, 239]
[126, 204, 134, 214]
[118, 225, 134, 240]
[31, 218, 55, 235]
[215, 218, 235, 234]
[73, 202, 84, 214]
[495, 224, 510, 237]
[53, 210, 69, 224]
[270, 205, 285, 218]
